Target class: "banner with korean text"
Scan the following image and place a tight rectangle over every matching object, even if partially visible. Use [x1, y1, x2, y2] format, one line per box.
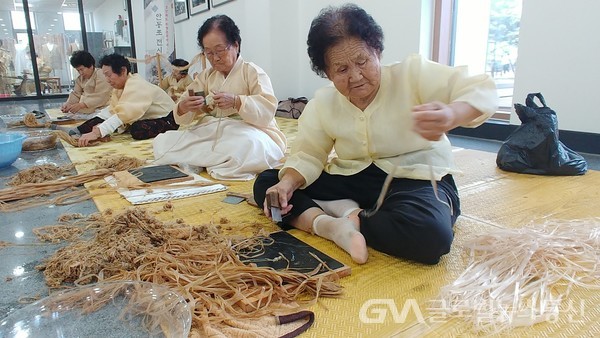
[144, 0, 175, 84]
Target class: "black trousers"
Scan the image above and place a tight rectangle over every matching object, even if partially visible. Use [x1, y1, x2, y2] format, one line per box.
[253, 164, 460, 265]
[77, 112, 179, 140]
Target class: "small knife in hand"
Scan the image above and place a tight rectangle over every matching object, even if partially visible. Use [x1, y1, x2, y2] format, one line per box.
[267, 191, 282, 222]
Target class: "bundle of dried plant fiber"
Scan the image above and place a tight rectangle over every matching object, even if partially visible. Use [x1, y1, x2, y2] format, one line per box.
[53, 130, 79, 147]
[23, 112, 51, 128]
[22, 132, 58, 151]
[7, 163, 73, 186]
[0, 168, 111, 208]
[0, 154, 146, 211]
[93, 155, 146, 171]
[435, 219, 600, 334]
[36, 208, 342, 336]
[53, 130, 110, 147]
[33, 225, 84, 243]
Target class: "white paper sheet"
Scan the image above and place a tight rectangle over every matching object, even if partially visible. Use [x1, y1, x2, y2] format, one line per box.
[105, 173, 227, 205]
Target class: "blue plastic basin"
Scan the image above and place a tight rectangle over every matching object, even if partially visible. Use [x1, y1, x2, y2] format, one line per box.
[0, 133, 26, 168]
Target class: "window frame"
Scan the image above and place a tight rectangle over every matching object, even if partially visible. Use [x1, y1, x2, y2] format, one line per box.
[432, 0, 512, 122]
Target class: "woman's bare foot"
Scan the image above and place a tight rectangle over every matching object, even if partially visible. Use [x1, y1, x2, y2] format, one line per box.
[313, 214, 368, 264]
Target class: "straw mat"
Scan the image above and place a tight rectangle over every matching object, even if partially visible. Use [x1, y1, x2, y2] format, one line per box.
[57, 115, 600, 337]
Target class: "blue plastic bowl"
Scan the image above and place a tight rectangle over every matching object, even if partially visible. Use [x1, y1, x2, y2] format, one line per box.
[0, 133, 26, 168]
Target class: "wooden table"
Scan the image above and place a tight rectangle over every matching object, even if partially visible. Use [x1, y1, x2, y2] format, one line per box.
[40, 77, 61, 93]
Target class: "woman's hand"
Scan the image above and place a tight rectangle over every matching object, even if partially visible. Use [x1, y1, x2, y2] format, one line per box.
[60, 103, 70, 113]
[262, 169, 306, 220]
[61, 102, 87, 114]
[211, 91, 236, 110]
[412, 101, 483, 141]
[177, 95, 205, 116]
[78, 126, 101, 147]
[67, 102, 86, 113]
[412, 102, 454, 141]
[264, 181, 295, 219]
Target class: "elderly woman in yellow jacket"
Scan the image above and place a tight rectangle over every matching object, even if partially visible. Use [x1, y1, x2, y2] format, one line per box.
[76, 53, 178, 147]
[61, 51, 112, 114]
[153, 15, 286, 180]
[159, 58, 193, 101]
[253, 4, 498, 265]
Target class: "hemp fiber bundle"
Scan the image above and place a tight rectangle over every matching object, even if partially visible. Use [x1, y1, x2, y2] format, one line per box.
[53, 130, 111, 147]
[0, 169, 111, 205]
[23, 112, 51, 128]
[0, 156, 145, 211]
[37, 208, 342, 336]
[7, 163, 73, 186]
[435, 219, 600, 334]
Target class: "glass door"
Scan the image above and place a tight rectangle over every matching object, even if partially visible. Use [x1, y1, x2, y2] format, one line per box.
[0, 0, 134, 100]
[0, 0, 84, 98]
[0, 1, 32, 97]
[82, 0, 133, 68]
[33, 7, 81, 96]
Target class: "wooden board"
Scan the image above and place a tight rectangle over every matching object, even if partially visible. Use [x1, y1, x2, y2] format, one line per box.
[237, 230, 351, 312]
[128, 165, 192, 185]
[50, 116, 87, 125]
[239, 230, 351, 278]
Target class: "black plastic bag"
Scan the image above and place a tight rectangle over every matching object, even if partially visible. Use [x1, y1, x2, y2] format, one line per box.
[496, 93, 587, 175]
[276, 97, 308, 119]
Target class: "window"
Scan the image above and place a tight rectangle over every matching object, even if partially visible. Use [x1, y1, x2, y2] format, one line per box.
[434, 0, 522, 121]
[62, 12, 81, 31]
[1, 4, 83, 98]
[11, 10, 35, 30]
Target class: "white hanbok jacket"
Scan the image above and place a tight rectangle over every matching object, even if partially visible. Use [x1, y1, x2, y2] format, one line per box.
[153, 56, 287, 180]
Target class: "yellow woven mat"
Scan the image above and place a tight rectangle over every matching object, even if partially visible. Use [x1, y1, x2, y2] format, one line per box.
[58, 118, 600, 337]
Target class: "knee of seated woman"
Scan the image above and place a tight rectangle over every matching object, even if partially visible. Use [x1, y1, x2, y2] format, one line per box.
[417, 230, 454, 264]
[252, 169, 280, 202]
[391, 220, 454, 264]
[424, 221, 454, 246]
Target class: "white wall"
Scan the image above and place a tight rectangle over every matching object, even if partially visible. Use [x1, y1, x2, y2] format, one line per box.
[296, 0, 431, 99]
[133, 0, 430, 100]
[128, 0, 600, 135]
[512, 0, 600, 134]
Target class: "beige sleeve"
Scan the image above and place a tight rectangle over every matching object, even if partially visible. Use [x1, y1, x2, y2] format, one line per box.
[235, 63, 278, 128]
[66, 76, 84, 104]
[173, 76, 205, 125]
[280, 100, 333, 187]
[408, 54, 498, 127]
[108, 76, 154, 124]
[80, 70, 112, 110]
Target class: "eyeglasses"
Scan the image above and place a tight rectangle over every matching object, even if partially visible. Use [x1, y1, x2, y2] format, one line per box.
[203, 45, 231, 58]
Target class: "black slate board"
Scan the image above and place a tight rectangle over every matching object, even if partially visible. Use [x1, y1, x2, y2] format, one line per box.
[239, 231, 350, 277]
[128, 165, 191, 184]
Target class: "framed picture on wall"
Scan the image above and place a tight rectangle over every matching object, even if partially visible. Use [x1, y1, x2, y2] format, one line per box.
[189, 0, 210, 15]
[174, 0, 189, 23]
[211, 0, 234, 8]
